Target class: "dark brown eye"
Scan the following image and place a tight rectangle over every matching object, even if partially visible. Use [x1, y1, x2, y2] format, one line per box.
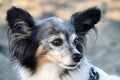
[51, 38, 63, 46]
[74, 38, 79, 46]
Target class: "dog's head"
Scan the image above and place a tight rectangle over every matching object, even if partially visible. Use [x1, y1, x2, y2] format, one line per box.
[7, 7, 101, 71]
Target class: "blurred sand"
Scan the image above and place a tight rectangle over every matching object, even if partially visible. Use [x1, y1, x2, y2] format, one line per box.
[0, 0, 120, 80]
[0, 0, 120, 22]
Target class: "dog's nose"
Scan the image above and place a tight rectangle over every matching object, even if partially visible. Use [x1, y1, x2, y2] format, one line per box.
[72, 53, 83, 62]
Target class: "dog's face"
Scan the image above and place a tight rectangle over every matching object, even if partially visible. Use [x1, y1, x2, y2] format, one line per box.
[35, 17, 83, 69]
[7, 7, 101, 71]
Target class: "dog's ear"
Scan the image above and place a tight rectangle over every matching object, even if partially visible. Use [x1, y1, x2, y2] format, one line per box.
[71, 7, 101, 35]
[6, 7, 35, 35]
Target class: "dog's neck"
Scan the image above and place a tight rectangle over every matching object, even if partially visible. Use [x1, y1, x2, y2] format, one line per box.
[34, 64, 63, 80]
[20, 63, 62, 80]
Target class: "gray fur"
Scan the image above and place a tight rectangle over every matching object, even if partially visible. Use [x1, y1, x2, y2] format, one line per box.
[36, 17, 79, 55]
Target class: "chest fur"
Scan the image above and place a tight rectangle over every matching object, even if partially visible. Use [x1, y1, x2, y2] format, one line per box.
[19, 63, 90, 80]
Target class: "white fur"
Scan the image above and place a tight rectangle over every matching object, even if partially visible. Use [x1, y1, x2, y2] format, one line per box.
[18, 57, 120, 80]
[19, 64, 62, 80]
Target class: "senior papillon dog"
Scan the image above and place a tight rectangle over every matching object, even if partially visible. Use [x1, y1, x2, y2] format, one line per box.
[6, 6, 120, 80]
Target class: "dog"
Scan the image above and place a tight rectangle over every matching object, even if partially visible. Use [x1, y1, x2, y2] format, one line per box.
[6, 6, 120, 80]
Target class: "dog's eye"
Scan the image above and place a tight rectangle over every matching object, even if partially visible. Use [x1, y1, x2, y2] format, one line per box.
[51, 38, 63, 46]
[74, 38, 79, 46]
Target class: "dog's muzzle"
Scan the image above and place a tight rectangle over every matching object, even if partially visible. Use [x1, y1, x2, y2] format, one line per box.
[58, 53, 83, 69]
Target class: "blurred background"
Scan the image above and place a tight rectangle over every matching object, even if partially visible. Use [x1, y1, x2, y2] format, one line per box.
[0, 0, 120, 80]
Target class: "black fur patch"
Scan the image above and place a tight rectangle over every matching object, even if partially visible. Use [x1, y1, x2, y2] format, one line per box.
[7, 7, 35, 29]
[71, 7, 101, 34]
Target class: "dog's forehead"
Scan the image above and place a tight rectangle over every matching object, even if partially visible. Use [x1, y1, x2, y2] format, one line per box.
[36, 17, 75, 35]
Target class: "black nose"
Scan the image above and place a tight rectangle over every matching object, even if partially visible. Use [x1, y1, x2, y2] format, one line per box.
[72, 53, 83, 62]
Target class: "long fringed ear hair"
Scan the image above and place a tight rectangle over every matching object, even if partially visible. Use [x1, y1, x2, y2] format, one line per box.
[6, 7, 39, 72]
[71, 7, 101, 35]
[70, 7, 101, 53]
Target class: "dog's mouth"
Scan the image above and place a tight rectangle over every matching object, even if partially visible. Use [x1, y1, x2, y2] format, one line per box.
[59, 63, 79, 69]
